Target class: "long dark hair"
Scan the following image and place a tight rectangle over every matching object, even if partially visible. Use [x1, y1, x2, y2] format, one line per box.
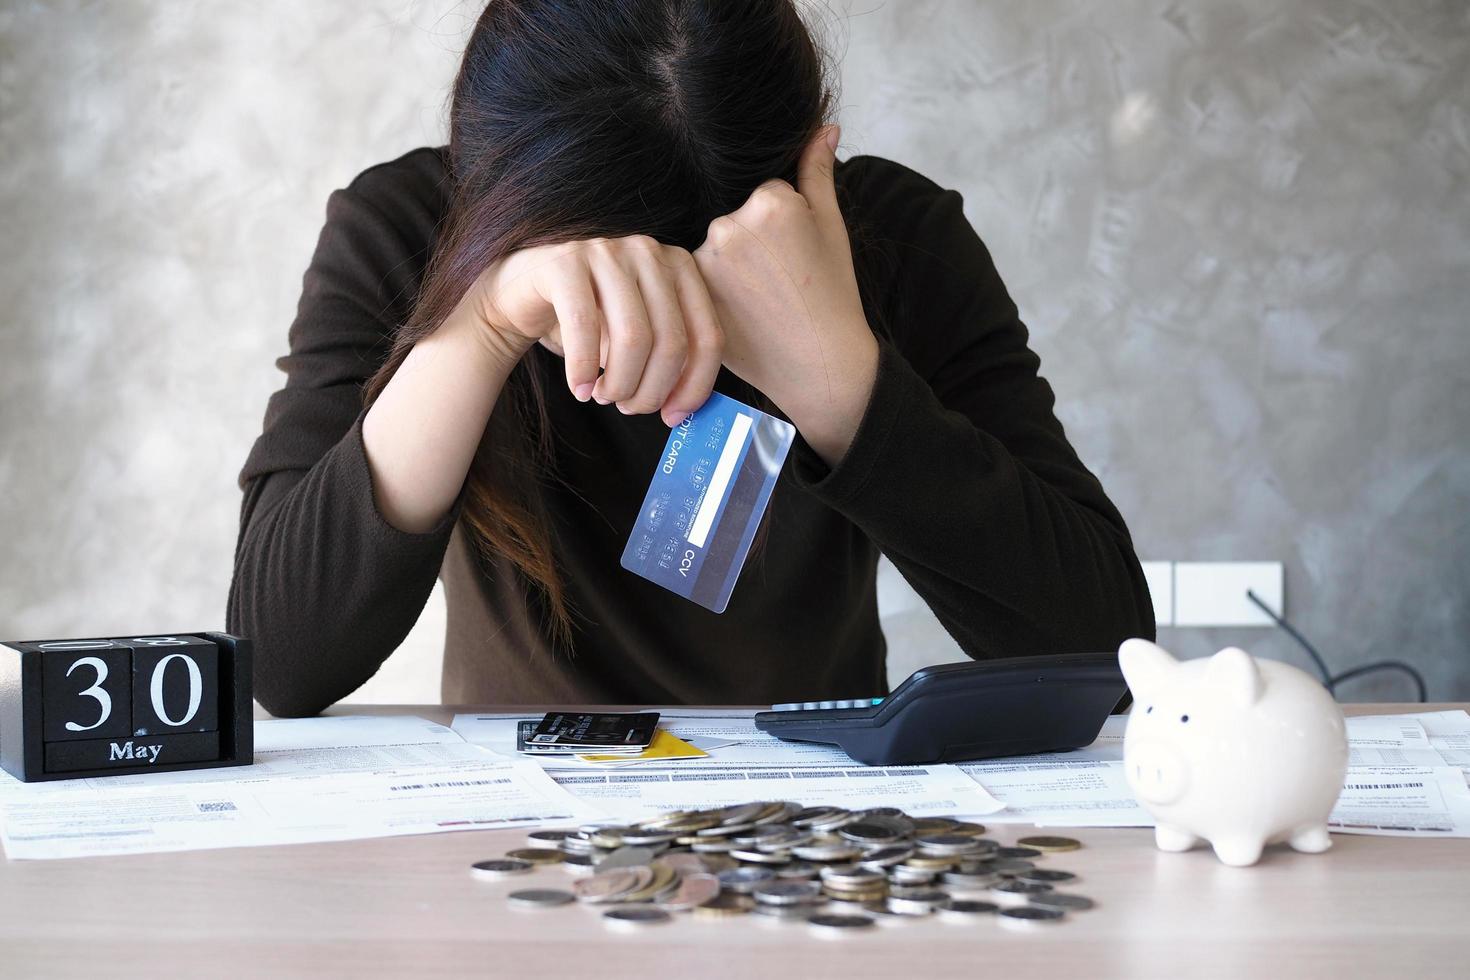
[364, 0, 888, 649]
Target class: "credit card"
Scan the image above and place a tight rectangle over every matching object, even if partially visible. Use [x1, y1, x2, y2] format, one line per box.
[620, 391, 796, 613]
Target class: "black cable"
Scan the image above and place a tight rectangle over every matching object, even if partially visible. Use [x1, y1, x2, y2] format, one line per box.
[1245, 589, 1427, 703]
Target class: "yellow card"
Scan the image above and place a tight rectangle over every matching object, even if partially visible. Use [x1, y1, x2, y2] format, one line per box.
[576, 730, 709, 765]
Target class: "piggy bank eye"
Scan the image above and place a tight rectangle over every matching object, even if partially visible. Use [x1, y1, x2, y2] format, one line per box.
[1145, 705, 1153, 714]
[1180, 714, 1190, 723]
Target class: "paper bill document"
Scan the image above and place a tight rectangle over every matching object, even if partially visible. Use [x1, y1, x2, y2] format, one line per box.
[0, 715, 609, 860]
[452, 709, 1004, 820]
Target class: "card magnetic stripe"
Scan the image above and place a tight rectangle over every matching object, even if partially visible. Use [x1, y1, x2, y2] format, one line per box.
[688, 415, 792, 610]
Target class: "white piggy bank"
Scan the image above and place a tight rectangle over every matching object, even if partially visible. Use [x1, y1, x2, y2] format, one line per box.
[1118, 638, 1348, 867]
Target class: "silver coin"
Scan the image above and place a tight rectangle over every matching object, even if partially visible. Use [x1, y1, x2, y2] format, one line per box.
[858, 844, 914, 868]
[939, 899, 999, 920]
[596, 846, 657, 871]
[915, 833, 985, 855]
[997, 905, 1066, 930]
[887, 889, 951, 915]
[506, 888, 575, 909]
[755, 802, 804, 825]
[943, 872, 1000, 894]
[732, 824, 792, 845]
[754, 902, 820, 920]
[618, 830, 680, 846]
[729, 848, 792, 865]
[791, 806, 845, 828]
[755, 829, 812, 852]
[806, 810, 863, 833]
[839, 821, 905, 845]
[1017, 868, 1077, 885]
[859, 813, 916, 837]
[560, 853, 598, 874]
[527, 829, 575, 845]
[863, 807, 906, 819]
[690, 838, 737, 853]
[717, 802, 770, 826]
[697, 821, 754, 837]
[717, 866, 776, 893]
[807, 913, 876, 933]
[888, 867, 937, 885]
[773, 862, 821, 880]
[603, 907, 673, 929]
[470, 859, 533, 880]
[792, 842, 862, 862]
[1029, 892, 1096, 912]
[819, 865, 884, 887]
[752, 880, 823, 906]
[989, 879, 1054, 906]
[995, 846, 1042, 859]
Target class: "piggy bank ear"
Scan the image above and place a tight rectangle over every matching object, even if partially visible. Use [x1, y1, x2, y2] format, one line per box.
[1205, 647, 1264, 707]
[1118, 638, 1178, 702]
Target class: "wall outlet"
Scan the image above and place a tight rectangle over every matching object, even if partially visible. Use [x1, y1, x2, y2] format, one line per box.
[1172, 561, 1284, 627]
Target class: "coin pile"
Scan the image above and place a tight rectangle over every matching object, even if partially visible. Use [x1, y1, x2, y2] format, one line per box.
[471, 802, 1096, 934]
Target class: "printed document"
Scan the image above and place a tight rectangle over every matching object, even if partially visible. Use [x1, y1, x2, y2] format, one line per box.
[452, 709, 1004, 819]
[0, 716, 607, 860]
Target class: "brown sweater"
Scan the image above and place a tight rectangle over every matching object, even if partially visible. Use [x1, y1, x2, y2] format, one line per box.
[227, 146, 1155, 716]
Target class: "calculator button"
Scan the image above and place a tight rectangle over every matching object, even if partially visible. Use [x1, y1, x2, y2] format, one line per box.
[801, 702, 819, 710]
[771, 703, 801, 711]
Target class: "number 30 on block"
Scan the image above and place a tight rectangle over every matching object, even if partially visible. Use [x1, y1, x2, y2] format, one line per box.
[0, 631, 252, 781]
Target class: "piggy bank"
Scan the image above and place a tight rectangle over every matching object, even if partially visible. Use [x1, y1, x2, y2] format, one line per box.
[1118, 639, 1348, 867]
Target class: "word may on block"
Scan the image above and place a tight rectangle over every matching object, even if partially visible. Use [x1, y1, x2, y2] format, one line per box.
[0, 632, 252, 782]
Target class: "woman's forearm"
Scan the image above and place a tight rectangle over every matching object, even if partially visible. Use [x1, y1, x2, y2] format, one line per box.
[361, 307, 527, 533]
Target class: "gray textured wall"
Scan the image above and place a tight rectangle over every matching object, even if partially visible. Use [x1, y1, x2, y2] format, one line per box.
[1, 1, 1465, 704]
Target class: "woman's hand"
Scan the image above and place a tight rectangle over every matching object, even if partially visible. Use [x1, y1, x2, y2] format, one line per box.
[468, 235, 725, 427]
[692, 124, 879, 466]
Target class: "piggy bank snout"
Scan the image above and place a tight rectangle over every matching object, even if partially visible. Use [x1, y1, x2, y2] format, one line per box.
[1127, 739, 1191, 806]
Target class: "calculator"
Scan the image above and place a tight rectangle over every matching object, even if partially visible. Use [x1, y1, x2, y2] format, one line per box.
[753, 652, 1129, 766]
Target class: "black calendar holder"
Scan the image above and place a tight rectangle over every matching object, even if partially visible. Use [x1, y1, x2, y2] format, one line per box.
[0, 631, 253, 782]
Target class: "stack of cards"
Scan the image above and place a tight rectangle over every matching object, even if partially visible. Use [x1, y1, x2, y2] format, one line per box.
[519, 712, 661, 756]
[514, 713, 716, 768]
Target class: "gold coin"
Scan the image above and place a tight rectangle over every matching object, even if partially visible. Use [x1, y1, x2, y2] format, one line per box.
[901, 855, 957, 870]
[504, 848, 565, 864]
[910, 818, 958, 835]
[948, 822, 987, 837]
[690, 893, 755, 918]
[1017, 835, 1082, 853]
[624, 860, 678, 902]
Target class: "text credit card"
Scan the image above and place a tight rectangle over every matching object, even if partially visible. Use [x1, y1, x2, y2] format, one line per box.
[620, 391, 796, 613]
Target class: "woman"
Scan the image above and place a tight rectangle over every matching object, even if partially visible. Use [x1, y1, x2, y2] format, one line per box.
[229, 0, 1154, 717]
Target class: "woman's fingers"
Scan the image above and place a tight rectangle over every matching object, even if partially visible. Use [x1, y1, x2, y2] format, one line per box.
[587, 244, 654, 406]
[543, 255, 603, 401]
[619, 248, 691, 417]
[539, 235, 721, 421]
[661, 255, 725, 426]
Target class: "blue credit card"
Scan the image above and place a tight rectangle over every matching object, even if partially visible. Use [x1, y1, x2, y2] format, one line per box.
[620, 391, 796, 613]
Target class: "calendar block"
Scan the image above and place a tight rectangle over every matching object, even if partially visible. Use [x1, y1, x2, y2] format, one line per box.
[0, 631, 252, 782]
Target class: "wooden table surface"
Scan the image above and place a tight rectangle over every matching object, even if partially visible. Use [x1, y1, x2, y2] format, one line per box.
[3, 702, 1468, 979]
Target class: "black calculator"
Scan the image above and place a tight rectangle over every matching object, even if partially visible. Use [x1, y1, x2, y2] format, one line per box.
[753, 652, 1129, 766]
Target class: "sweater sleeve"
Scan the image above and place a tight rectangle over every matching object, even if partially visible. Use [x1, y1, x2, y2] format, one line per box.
[227, 149, 460, 717]
[788, 171, 1156, 659]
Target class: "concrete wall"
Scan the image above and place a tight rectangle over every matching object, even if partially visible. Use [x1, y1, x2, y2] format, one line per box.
[1, 1, 1465, 704]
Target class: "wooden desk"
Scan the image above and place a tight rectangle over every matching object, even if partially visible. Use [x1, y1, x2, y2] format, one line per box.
[2, 703, 1467, 979]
